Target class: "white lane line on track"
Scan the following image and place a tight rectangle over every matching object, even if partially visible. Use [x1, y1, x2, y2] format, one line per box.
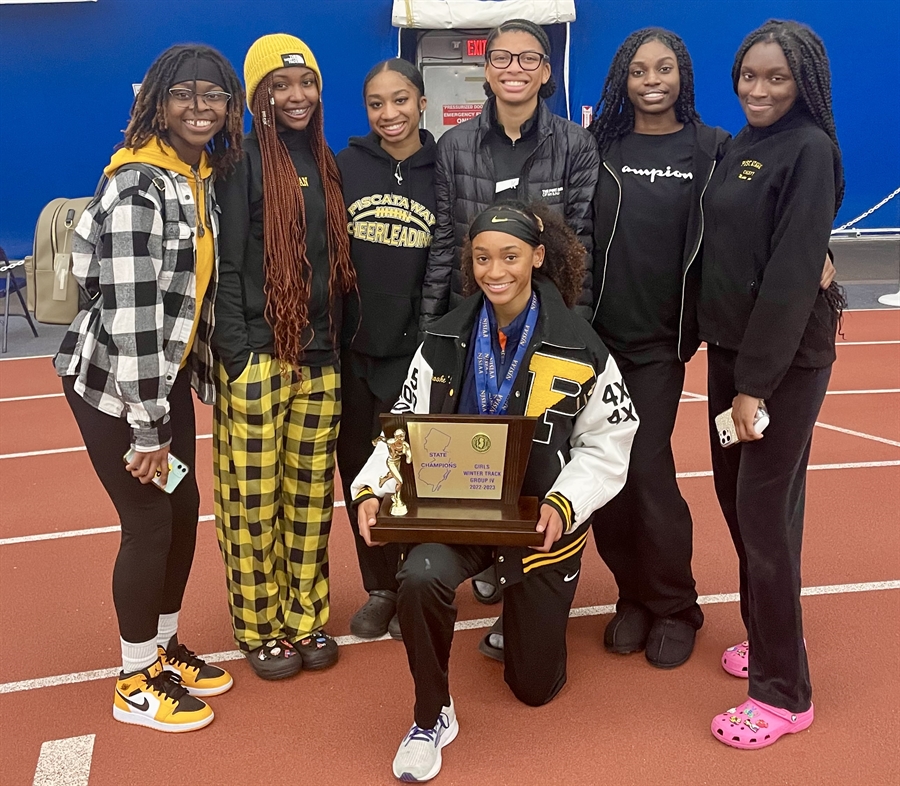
[2, 580, 897, 695]
[32, 734, 95, 786]
[0, 354, 54, 362]
[0, 505, 347, 546]
[0, 434, 213, 460]
[836, 340, 900, 345]
[675, 460, 900, 479]
[0, 393, 64, 403]
[3, 464, 896, 546]
[814, 421, 900, 448]
[2, 461, 897, 546]
[679, 389, 900, 403]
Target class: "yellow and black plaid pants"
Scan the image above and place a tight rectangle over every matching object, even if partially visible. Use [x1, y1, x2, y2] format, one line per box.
[213, 354, 340, 652]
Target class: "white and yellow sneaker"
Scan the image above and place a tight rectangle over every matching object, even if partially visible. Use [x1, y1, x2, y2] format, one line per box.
[113, 658, 213, 733]
[159, 637, 233, 697]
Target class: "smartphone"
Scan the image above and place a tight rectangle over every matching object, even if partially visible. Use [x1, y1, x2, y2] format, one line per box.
[123, 448, 189, 493]
[715, 403, 770, 448]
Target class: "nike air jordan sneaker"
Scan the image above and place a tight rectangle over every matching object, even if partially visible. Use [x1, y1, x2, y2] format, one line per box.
[113, 658, 213, 732]
[159, 636, 233, 696]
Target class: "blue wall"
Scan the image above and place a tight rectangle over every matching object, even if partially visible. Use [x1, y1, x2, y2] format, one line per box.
[1, 0, 898, 257]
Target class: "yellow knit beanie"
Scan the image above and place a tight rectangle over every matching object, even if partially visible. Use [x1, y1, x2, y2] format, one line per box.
[244, 33, 322, 110]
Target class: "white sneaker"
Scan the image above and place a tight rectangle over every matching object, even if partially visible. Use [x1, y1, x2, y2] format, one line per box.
[392, 698, 459, 782]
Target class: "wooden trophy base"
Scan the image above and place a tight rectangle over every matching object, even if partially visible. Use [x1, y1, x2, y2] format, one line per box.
[373, 495, 542, 547]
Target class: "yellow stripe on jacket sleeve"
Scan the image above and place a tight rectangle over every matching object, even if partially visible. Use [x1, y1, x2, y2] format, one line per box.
[522, 529, 589, 573]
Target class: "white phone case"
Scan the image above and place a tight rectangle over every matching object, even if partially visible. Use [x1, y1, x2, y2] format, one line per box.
[715, 404, 769, 448]
[123, 449, 189, 493]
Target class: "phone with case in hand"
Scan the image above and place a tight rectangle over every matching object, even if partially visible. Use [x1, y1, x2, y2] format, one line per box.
[715, 403, 770, 448]
[123, 448, 190, 493]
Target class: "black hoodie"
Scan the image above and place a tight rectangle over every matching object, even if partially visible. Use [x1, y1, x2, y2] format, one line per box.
[336, 129, 437, 360]
[698, 106, 842, 399]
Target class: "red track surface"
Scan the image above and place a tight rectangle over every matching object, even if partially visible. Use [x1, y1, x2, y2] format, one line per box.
[1, 310, 898, 786]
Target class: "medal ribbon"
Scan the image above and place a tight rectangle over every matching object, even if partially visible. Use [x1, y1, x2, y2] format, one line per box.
[474, 292, 539, 415]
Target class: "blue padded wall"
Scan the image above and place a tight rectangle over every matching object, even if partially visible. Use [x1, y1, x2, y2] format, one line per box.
[0, 0, 897, 256]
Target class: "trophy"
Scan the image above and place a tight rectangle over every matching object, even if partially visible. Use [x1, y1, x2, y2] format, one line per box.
[371, 414, 541, 546]
[373, 428, 413, 516]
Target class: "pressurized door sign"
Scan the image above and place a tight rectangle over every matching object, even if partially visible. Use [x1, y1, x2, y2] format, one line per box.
[443, 103, 484, 125]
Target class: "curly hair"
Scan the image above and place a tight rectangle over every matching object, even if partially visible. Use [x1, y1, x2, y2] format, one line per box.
[461, 200, 583, 308]
[123, 44, 244, 177]
[732, 19, 844, 213]
[590, 28, 700, 153]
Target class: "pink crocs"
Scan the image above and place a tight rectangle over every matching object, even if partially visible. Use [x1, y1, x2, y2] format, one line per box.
[722, 641, 749, 678]
[712, 698, 814, 750]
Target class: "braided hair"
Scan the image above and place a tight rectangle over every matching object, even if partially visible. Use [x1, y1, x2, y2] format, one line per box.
[732, 19, 844, 212]
[461, 199, 583, 308]
[484, 18, 556, 100]
[251, 73, 356, 369]
[590, 28, 700, 153]
[124, 44, 244, 177]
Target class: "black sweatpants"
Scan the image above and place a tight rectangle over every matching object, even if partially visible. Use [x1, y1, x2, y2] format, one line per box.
[336, 352, 401, 593]
[591, 354, 700, 622]
[63, 370, 200, 644]
[707, 345, 831, 713]
[397, 543, 580, 729]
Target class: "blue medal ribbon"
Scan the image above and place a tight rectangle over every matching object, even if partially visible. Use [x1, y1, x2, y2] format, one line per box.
[473, 292, 539, 415]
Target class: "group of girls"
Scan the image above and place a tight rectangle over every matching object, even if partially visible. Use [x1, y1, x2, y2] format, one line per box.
[53, 12, 844, 780]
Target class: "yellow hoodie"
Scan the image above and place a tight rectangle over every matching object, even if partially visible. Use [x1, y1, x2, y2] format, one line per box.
[105, 140, 214, 368]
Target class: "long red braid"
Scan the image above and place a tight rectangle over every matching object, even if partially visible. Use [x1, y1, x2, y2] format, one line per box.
[251, 73, 355, 369]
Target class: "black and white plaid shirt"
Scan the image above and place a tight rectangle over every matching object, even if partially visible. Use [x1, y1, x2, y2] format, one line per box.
[55, 165, 218, 450]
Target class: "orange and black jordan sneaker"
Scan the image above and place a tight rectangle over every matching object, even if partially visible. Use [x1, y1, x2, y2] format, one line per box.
[113, 658, 213, 732]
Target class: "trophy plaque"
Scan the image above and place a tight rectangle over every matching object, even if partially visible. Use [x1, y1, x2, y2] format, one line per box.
[371, 414, 542, 547]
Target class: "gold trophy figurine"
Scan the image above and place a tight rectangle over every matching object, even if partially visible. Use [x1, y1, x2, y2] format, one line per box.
[373, 428, 413, 516]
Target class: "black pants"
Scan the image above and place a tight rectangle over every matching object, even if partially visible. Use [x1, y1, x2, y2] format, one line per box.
[707, 345, 831, 712]
[398, 543, 580, 729]
[63, 371, 200, 644]
[336, 353, 401, 594]
[591, 354, 700, 622]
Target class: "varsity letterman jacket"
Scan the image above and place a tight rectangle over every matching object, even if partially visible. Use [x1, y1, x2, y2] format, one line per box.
[351, 275, 637, 586]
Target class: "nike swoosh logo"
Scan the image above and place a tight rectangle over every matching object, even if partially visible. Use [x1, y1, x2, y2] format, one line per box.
[116, 689, 150, 712]
[564, 571, 579, 582]
[490, 216, 509, 223]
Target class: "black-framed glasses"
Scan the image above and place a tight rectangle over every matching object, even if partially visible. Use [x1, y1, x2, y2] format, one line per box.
[167, 88, 232, 107]
[486, 50, 548, 71]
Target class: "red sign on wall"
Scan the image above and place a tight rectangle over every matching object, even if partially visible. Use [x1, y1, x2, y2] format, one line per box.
[443, 103, 484, 125]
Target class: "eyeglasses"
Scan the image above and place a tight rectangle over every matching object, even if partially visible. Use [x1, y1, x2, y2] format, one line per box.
[486, 50, 548, 71]
[167, 88, 232, 107]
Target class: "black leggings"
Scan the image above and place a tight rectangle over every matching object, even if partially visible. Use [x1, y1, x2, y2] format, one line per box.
[63, 370, 200, 644]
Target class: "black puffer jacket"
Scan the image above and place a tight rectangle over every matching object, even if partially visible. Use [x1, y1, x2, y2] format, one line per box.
[420, 99, 599, 328]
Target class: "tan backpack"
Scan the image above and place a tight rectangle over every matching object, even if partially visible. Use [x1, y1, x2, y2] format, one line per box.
[26, 197, 93, 324]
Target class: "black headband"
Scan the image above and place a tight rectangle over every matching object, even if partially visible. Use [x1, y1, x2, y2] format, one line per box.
[170, 54, 227, 90]
[468, 205, 543, 247]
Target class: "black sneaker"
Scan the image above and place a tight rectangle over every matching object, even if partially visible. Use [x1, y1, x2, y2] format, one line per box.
[294, 630, 339, 670]
[349, 590, 397, 639]
[245, 639, 302, 681]
[160, 636, 233, 697]
[604, 601, 653, 654]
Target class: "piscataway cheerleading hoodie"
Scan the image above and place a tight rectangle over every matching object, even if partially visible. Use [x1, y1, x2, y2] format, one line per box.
[699, 105, 843, 399]
[336, 129, 437, 361]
